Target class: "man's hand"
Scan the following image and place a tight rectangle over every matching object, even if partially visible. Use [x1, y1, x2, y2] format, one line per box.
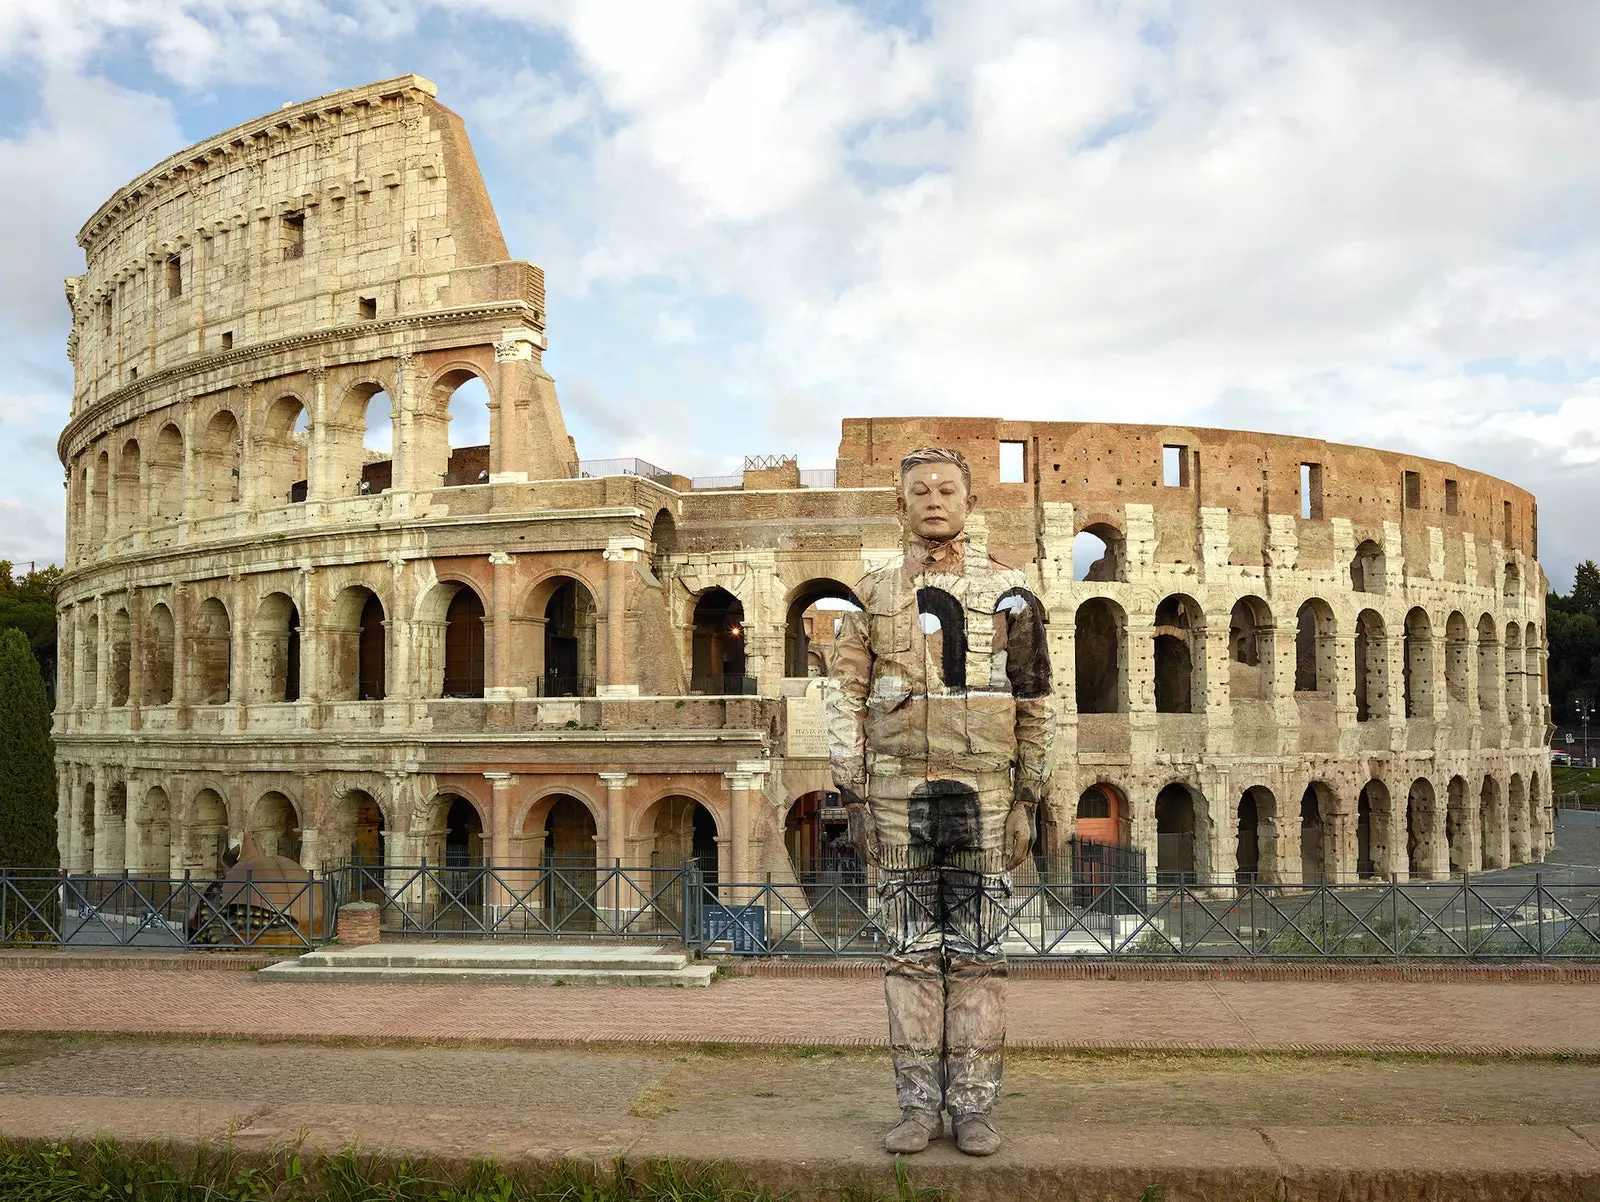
[1004, 784, 1040, 871]
[838, 786, 880, 867]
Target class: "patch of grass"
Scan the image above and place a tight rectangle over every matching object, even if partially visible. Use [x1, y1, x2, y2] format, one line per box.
[0, 1139, 791, 1201]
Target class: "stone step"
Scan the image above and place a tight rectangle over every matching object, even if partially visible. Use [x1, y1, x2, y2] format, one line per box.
[290, 945, 690, 973]
[258, 962, 716, 987]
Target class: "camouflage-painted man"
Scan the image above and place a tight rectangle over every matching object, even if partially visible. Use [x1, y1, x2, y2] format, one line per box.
[827, 446, 1055, 1157]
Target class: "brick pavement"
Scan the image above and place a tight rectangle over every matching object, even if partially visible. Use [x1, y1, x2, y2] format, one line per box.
[2, 964, 1598, 1055]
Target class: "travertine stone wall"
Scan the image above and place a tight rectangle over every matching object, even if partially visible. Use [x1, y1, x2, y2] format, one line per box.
[53, 79, 1551, 894]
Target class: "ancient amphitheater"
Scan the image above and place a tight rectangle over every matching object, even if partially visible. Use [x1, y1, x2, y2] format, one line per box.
[53, 76, 1552, 892]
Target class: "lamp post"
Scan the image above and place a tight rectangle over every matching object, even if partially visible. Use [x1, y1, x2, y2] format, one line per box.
[1577, 697, 1595, 769]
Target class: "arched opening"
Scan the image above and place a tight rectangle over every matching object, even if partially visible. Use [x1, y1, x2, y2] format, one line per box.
[251, 593, 301, 703]
[1236, 786, 1277, 884]
[247, 791, 302, 863]
[1357, 781, 1392, 879]
[444, 796, 484, 867]
[108, 606, 131, 706]
[1503, 561, 1522, 606]
[345, 791, 385, 867]
[134, 786, 171, 875]
[441, 372, 493, 488]
[1479, 775, 1503, 869]
[1301, 784, 1332, 884]
[78, 782, 96, 870]
[648, 795, 720, 880]
[1403, 607, 1434, 719]
[143, 602, 175, 706]
[1524, 621, 1542, 719]
[1508, 774, 1528, 863]
[1155, 783, 1198, 885]
[539, 578, 597, 696]
[1228, 596, 1273, 701]
[1074, 783, 1129, 847]
[1447, 775, 1471, 875]
[186, 789, 228, 877]
[89, 450, 109, 547]
[1529, 772, 1545, 860]
[1075, 597, 1126, 713]
[785, 790, 855, 877]
[82, 613, 99, 704]
[1294, 599, 1336, 693]
[149, 424, 184, 522]
[1406, 778, 1437, 880]
[542, 794, 598, 929]
[330, 587, 386, 701]
[649, 508, 678, 581]
[1504, 623, 1524, 724]
[1354, 610, 1387, 722]
[784, 580, 862, 677]
[1153, 594, 1203, 714]
[1444, 612, 1469, 708]
[199, 410, 242, 517]
[101, 782, 128, 873]
[1476, 614, 1499, 716]
[1351, 539, 1386, 594]
[191, 597, 231, 704]
[1073, 523, 1125, 582]
[114, 438, 142, 534]
[692, 587, 748, 694]
[259, 396, 310, 506]
[418, 581, 487, 699]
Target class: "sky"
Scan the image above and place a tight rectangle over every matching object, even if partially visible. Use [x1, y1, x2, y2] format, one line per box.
[1, 0, 1598, 589]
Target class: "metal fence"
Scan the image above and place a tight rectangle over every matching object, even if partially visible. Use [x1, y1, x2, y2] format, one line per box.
[0, 870, 333, 951]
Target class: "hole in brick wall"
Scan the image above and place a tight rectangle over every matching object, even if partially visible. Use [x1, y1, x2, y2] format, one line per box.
[1403, 470, 1421, 509]
[1300, 462, 1323, 519]
[220, 331, 233, 350]
[358, 296, 377, 320]
[999, 441, 1026, 483]
[1163, 445, 1189, 487]
[165, 256, 182, 299]
[1445, 478, 1459, 515]
[281, 212, 305, 261]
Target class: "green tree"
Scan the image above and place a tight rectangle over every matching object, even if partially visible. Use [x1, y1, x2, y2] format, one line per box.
[1571, 559, 1600, 620]
[0, 561, 60, 686]
[0, 627, 56, 867]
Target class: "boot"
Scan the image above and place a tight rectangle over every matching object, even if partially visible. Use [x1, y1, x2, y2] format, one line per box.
[884, 1109, 943, 1154]
[952, 1112, 1001, 1157]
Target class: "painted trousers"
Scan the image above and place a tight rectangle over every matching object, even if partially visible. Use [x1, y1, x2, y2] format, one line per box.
[873, 775, 1011, 1119]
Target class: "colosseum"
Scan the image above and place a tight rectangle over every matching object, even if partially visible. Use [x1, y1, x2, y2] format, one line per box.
[53, 75, 1553, 904]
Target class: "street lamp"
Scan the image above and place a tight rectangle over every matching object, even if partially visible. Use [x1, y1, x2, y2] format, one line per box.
[1577, 697, 1595, 769]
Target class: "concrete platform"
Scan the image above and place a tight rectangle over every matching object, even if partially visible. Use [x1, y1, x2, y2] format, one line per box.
[258, 942, 716, 987]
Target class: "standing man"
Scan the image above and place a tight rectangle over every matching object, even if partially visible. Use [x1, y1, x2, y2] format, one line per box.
[827, 446, 1055, 1157]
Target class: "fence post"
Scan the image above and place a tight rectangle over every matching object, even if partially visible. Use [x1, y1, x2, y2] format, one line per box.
[684, 862, 702, 951]
[1390, 873, 1400, 961]
[1537, 872, 1545, 960]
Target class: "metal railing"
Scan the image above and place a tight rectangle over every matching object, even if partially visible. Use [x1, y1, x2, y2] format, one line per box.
[0, 869, 332, 951]
[535, 671, 596, 698]
[577, 457, 674, 483]
[689, 673, 758, 695]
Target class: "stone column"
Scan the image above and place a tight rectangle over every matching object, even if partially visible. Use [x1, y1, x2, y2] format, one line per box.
[486, 552, 524, 699]
[724, 772, 752, 901]
[297, 827, 320, 872]
[599, 772, 633, 921]
[599, 537, 646, 698]
[306, 366, 331, 502]
[126, 587, 144, 729]
[55, 766, 73, 869]
[484, 771, 516, 920]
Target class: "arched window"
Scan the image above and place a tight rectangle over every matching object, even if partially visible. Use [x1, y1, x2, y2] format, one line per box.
[1504, 622, 1524, 723]
[440, 372, 492, 487]
[1356, 780, 1391, 878]
[1350, 539, 1385, 593]
[1228, 596, 1273, 701]
[82, 612, 99, 705]
[1503, 561, 1522, 605]
[1072, 523, 1125, 582]
[692, 588, 748, 694]
[1354, 610, 1387, 722]
[192, 597, 231, 704]
[115, 438, 142, 534]
[1402, 607, 1433, 719]
[538, 578, 598, 696]
[1074, 597, 1126, 713]
[329, 586, 386, 701]
[784, 580, 862, 677]
[1476, 614, 1499, 716]
[1294, 599, 1336, 693]
[1153, 594, 1203, 714]
[247, 791, 302, 863]
[259, 396, 309, 506]
[251, 593, 301, 703]
[649, 508, 678, 580]
[89, 449, 109, 547]
[149, 424, 184, 522]
[443, 586, 486, 697]
[109, 606, 131, 706]
[143, 602, 175, 706]
[1444, 612, 1469, 707]
[199, 411, 242, 517]
[1524, 621, 1541, 719]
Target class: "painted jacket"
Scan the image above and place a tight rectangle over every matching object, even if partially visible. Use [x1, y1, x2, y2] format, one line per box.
[827, 534, 1055, 796]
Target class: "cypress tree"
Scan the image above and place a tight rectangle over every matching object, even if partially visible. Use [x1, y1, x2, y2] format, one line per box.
[0, 627, 57, 867]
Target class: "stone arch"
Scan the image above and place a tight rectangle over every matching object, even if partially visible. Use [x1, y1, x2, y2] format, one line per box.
[143, 602, 175, 706]
[637, 793, 723, 880]
[1444, 611, 1470, 708]
[257, 394, 309, 507]
[185, 596, 228, 704]
[513, 785, 607, 847]
[329, 584, 387, 701]
[692, 587, 748, 693]
[413, 790, 488, 867]
[1446, 774, 1472, 875]
[416, 578, 488, 698]
[1300, 782, 1336, 884]
[784, 579, 863, 678]
[1524, 620, 1542, 719]
[525, 573, 598, 695]
[113, 436, 142, 534]
[1356, 779, 1393, 879]
[1235, 785, 1278, 884]
[247, 789, 303, 863]
[1480, 775, 1505, 869]
[1354, 609, 1388, 722]
[1153, 594, 1204, 714]
[198, 409, 242, 517]
[435, 367, 495, 488]
[1351, 539, 1386, 594]
[324, 787, 387, 868]
[330, 381, 392, 497]
[1508, 773, 1529, 864]
[1075, 597, 1127, 713]
[1504, 622, 1524, 723]
[149, 423, 184, 522]
[1476, 613, 1500, 716]
[108, 605, 131, 706]
[649, 507, 679, 580]
[81, 611, 99, 705]
[1504, 560, 1522, 605]
[1294, 598, 1337, 693]
[1405, 777, 1440, 880]
[132, 785, 171, 874]
[250, 591, 302, 703]
[1074, 782, 1131, 847]
[784, 790, 857, 878]
[88, 448, 109, 547]
[1529, 770, 1546, 861]
[1228, 595, 1273, 701]
[1073, 519, 1126, 582]
[1403, 607, 1434, 719]
[184, 787, 229, 877]
[1154, 782, 1202, 884]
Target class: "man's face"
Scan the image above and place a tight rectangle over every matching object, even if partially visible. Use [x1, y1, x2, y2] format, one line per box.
[901, 461, 971, 541]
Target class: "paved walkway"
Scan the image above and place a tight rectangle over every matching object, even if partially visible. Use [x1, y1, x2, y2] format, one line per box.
[3, 961, 1599, 1054]
[3, 1036, 1599, 1200]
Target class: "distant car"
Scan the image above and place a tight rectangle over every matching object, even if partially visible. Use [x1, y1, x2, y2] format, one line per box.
[1552, 751, 1572, 767]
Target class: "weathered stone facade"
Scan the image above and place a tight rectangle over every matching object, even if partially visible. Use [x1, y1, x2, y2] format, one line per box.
[54, 77, 1552, 889]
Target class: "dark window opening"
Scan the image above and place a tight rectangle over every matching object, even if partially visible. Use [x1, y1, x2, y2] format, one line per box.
[166, 256, 182, 299]
[358, 296, 377, 320]
[100, 299, 113, 335]
[357, 594, 386, 700]
[1403, 470, 1421, 509]
[1503, 500, 1513, 541]
[1300, 462, 1323, 519]
[1445, 478, 1459, 515]
[281, 212, 305, 261]
[442, 587, 486, 698]
[220, 331, 233, 350]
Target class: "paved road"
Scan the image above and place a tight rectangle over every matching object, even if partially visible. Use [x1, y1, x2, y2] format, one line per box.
[3, 964, 1598, 1055]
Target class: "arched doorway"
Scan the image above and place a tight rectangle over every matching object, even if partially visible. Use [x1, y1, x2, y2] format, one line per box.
[1074, 784, 1127, 847]
[330, 586, 385, 701]
[785, 790, 856, 878]
[1447, 775, 1471, 875]
[1508, 774, 1528, 863]
[247, 792, 302, 864]
[543, 795, 598, 930]
[1153, 595, 1203, 714]
[1155, 784, 1198, 885]
[784, 582, 862, 678]
[186, 789, 228, 878]
[692, 588, 748, 694]
[134, 786, 171, 875]
[1300, 784, 1331, 884]
[1075, 598, 1127, 713]
[540, 578, 597, 696]
[1407, 778, 1438, 880]
[1235, 786, 1277, 884]
[1357, 781, 1392, 879]
[1480, 776, 1503, 869]
[1354, 611, 1387, 722]
[442, 585, 486, 697]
